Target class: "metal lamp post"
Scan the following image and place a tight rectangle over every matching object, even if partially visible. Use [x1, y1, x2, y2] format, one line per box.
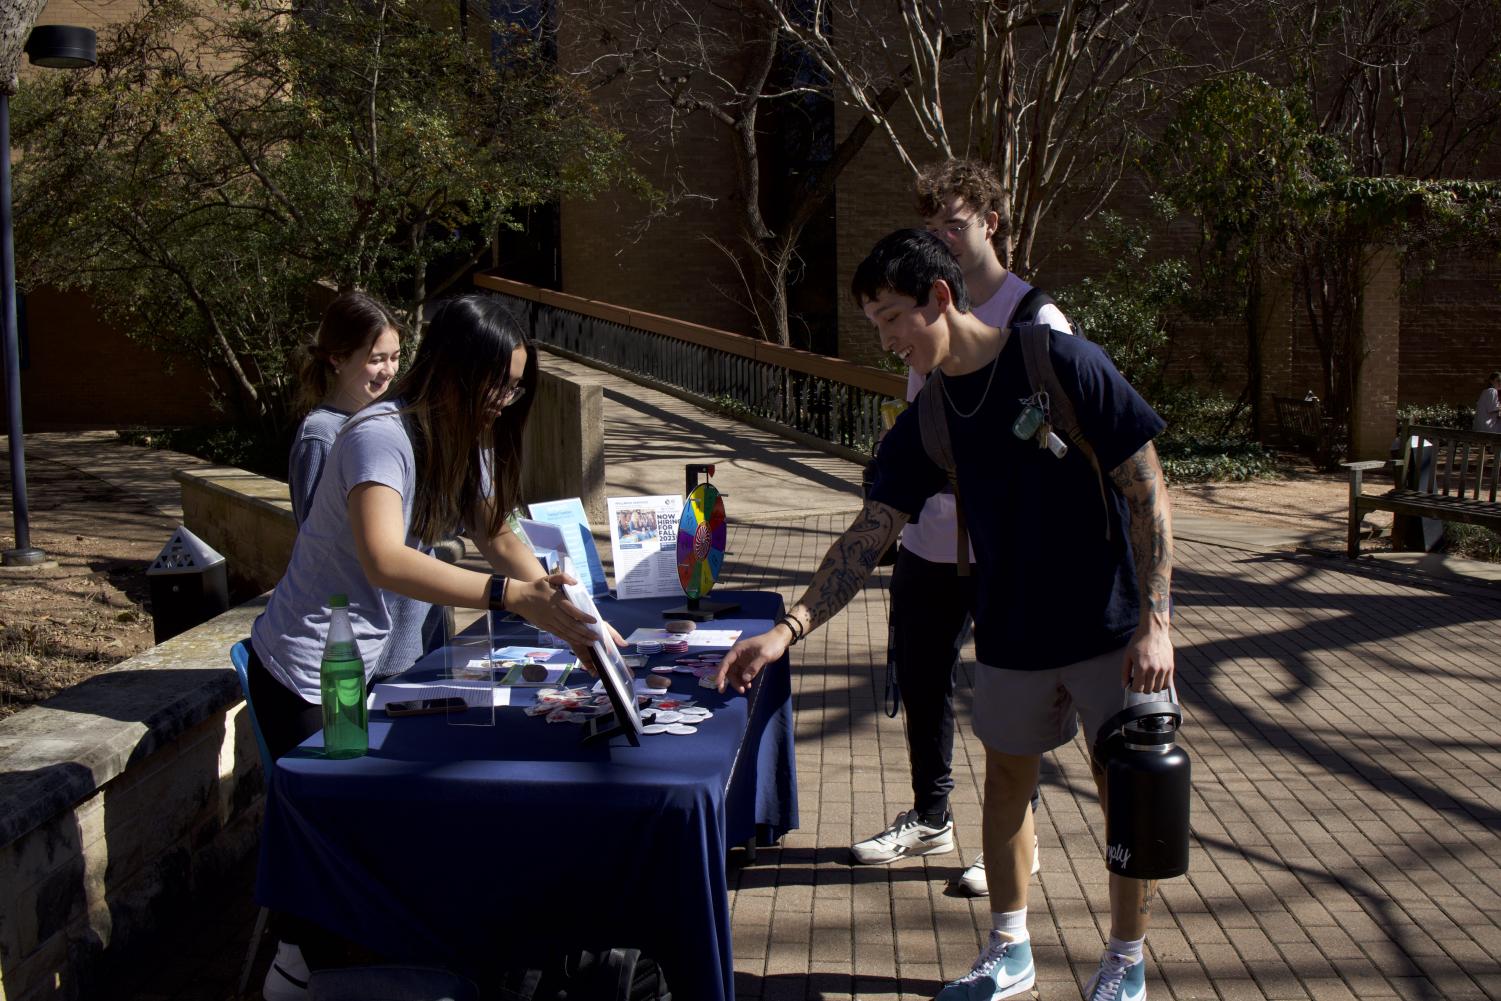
[1, 25, 95, 567]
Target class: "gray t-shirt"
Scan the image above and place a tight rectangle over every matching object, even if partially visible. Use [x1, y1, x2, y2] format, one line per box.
[253, 400, 428, 702]
[288, 405, 351, 525]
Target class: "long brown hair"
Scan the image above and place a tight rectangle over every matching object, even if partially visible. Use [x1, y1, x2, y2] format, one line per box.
[379, 294, 537, 546]
[298, 292, 400, 413]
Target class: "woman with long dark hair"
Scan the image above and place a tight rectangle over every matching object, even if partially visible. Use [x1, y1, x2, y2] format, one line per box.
[250, 293, 600, 751]
[251, 293, 607, 998]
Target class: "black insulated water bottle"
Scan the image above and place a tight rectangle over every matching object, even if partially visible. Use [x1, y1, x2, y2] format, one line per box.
[1092, 687, 1191, 880]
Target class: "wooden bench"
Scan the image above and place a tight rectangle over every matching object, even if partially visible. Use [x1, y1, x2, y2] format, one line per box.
[1345, 422, 1501, 556]
[1272, 394, 1336, 466]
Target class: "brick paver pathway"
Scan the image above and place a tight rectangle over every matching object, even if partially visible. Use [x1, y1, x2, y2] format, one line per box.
[722, 514, 1501, 1001]
[110, 508, 1501, 1000]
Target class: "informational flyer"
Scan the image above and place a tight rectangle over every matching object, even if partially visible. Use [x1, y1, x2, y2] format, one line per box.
[527, 497, 608, 596]
[516, 517, 568, 574]
[607, 494, 684, 600]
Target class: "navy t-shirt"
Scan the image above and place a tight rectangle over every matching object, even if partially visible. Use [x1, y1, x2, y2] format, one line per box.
[868, 331, 1165, 671]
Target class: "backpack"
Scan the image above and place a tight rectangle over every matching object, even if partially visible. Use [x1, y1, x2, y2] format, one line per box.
[916, 289, 1110, 575]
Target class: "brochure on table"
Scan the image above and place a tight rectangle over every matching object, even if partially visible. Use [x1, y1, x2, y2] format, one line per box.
[515, 517, 566, 574]
[624, 626, 743, 648]
[607, 494, 684, 600]
[527, 498, 608, 597]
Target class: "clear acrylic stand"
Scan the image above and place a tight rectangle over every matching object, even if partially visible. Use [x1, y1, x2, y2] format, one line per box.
[442, 607, 496, 726]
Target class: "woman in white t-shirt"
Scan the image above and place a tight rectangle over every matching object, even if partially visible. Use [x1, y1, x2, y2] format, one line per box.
[1474, 372, 1501, 432]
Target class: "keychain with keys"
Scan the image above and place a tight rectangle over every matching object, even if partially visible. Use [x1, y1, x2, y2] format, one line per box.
[1011, 392, 1048, 441]
[1013, 392, 1069, 459]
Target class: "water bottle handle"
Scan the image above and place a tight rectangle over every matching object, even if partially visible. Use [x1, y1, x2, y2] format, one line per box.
[1091, 698, 1183, 766]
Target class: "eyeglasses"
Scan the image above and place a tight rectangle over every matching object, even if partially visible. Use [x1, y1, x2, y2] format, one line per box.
[489, 381, 527, 409]
[926, 216, 979, 239]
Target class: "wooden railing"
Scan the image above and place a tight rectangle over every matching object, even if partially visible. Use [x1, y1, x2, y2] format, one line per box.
[473, 274, 906, 453]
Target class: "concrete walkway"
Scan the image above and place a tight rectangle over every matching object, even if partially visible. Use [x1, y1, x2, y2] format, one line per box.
[4, 358, 1501, 1001]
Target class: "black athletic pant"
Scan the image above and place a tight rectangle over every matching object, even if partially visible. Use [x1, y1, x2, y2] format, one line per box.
[890, 547, 974, 819]
[890, 548, 1042, 822]
[244, 640, 326, 760]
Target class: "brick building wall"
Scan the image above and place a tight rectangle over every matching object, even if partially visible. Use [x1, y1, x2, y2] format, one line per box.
[1399, 254, 1501, 406]
[555, 3, 1500, 426]
[0, 286, 219, 430]
[553, 5, 765, 338]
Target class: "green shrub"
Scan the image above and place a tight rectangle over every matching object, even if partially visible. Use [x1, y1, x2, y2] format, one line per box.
[1152, 390, 1283, 483]
[119, 425, 288, 480]
[1396, 402, 1471, 431]
[1441, 523, 1501, 562]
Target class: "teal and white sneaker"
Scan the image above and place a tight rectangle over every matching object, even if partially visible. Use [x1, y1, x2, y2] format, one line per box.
[1084, 951, 1146, 1001]
[935, 932, 1035, 1000]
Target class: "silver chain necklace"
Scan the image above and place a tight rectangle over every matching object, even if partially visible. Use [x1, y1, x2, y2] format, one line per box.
[938, 348, 1002, 419]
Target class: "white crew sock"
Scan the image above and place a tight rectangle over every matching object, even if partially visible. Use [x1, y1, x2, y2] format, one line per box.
[990, 907, 1029, 942]
[1106, 934, 1144, 964]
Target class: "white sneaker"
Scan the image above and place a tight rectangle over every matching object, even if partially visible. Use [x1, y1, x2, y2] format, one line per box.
[262, 941, 310, 1001]
[952, 837, 1039, 897]
[850, 809, 954, 864]
[1084, 951, 1146, 1001]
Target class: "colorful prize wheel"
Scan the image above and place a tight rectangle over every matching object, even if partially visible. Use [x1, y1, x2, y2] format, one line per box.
[676, 483, 728, 600]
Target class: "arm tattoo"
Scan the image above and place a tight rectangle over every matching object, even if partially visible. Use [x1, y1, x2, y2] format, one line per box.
[1108, 442, 1174, 619]
[787, 500, 906, 636]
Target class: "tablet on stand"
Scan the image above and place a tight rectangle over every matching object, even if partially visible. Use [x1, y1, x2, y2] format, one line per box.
[562, 582, 644, 746]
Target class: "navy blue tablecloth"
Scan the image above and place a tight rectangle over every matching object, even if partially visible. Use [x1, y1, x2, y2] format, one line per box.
[255, 591, 796, 1001]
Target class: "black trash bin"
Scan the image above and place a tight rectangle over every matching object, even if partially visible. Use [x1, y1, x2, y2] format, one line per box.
[147, 526, 230, 643]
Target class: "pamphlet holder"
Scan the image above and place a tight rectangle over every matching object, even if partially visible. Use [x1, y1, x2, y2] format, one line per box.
[440, 607, 496, 726]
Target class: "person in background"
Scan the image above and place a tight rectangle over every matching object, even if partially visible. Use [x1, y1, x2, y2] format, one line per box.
[1473, 371, 1500, 432]
[288, 292, 444, 680]
[290, 292, 401, 524]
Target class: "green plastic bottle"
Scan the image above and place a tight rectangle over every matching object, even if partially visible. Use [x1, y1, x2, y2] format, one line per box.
[319, 594, 368, 758]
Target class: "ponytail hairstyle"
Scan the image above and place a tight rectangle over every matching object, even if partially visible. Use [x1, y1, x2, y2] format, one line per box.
[298, 291, 400, 413]
[382, 294, 537, 546]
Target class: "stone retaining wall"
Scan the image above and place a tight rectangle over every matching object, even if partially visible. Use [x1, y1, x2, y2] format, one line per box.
[0, 602, 266, 1001]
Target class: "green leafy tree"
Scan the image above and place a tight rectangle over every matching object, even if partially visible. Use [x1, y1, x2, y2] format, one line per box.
[1155, 1, 1501, 449]
[13, 0, 634, 424]
[1153, 72, 1319, 436]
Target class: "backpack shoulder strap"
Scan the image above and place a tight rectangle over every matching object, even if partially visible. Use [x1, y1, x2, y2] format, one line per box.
[1015, 323, 1112, 540]
[916, 376, 971, 576]
[1013, 284, 1089, 342]
[1011, 286, 1055, 327]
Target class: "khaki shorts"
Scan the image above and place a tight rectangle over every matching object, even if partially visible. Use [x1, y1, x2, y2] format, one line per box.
[972, 644, 1129, 756]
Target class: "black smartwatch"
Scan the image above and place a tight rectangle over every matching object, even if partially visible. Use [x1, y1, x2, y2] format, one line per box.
[487, 573, 509, 612]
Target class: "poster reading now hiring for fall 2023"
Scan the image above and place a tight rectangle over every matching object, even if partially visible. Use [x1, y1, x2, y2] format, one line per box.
[606, 494, 683, 600]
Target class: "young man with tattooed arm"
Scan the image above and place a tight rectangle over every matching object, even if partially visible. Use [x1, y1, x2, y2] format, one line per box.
[717, 229, 1174, 1001]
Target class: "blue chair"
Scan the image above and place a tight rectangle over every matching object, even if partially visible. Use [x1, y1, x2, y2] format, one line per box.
[231, 641, 274, 776]
[231, 640, 274, 996]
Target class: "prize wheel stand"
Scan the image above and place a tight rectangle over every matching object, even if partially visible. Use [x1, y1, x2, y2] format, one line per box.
[664, 463, 739, 621]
